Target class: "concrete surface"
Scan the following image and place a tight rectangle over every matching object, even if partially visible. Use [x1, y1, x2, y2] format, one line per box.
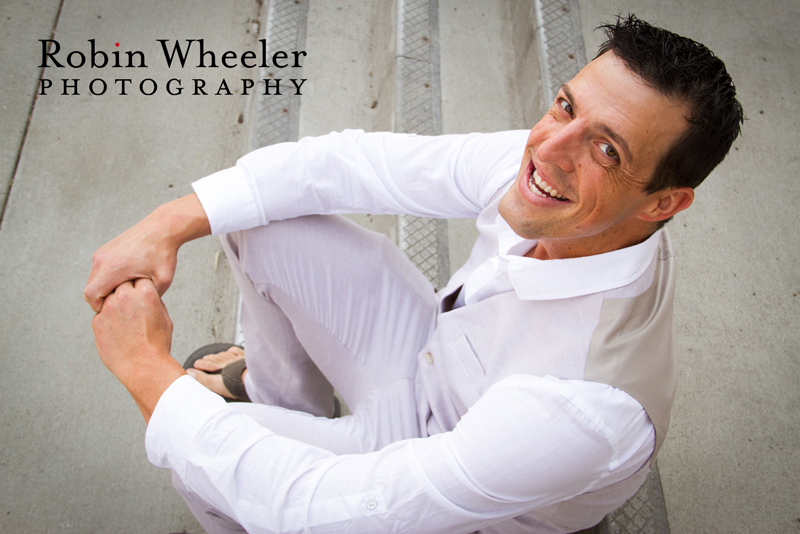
[301, 0, 398, 239]
[0, 0, 62, 215]
[0, 1, 257, 532]
[1, 0, 798, 532]
[439, 0, 545, 270]
[575, 1, 800, 532]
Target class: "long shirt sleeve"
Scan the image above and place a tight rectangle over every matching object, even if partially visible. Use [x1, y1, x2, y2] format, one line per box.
[146, 375, 653, 534]
[191, 129, 528, 234]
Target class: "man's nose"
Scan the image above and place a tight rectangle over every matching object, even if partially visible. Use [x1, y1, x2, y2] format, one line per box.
[536, 121, 580, 174]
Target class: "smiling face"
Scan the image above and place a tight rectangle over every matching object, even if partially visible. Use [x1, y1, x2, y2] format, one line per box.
[499, 52, 693, 260]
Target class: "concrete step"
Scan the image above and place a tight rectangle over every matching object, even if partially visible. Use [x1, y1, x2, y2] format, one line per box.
[2, 0, 797, 532]
[0, 2, 259, 533]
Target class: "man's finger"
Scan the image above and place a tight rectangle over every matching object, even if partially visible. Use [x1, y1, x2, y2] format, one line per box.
[85, 271, 114, 313]
[85, 249, 107, 310]
[113, 280, 136, 295]
[100, 281, 133, 310]
[133, 277, 157, 292]
[85, 283, 108, 312]
[87, 295, 105, 313]
[86, 267, 147, 312]
[84, 274, 101, 311]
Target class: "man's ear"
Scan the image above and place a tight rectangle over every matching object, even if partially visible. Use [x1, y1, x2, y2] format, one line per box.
[637, 187, 695, 222]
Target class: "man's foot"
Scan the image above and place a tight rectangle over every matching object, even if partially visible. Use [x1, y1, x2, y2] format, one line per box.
[186, 346, 247, 399]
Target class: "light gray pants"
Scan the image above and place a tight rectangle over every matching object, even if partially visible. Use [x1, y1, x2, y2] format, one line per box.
[174, 215, 438, 533]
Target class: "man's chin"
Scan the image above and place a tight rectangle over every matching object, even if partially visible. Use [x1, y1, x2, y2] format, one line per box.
[497, 184, 518, 218]
[499, 213, 542, 242]
[499, 188, 539, 240]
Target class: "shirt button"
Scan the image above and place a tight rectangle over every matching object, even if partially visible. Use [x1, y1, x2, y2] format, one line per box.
[366, 499, 377, 510]
[424, 352, 434, 364]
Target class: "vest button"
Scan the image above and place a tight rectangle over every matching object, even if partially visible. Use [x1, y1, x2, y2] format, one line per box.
[424, 352, 434, 364]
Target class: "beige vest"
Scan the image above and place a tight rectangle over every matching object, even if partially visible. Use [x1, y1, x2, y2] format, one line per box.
[435, 230, 678, 464]
[430, 231, 679, 533]
[583, 230, 679, 465]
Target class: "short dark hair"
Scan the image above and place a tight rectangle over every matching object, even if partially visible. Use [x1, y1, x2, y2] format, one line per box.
[596, 14, 744, 194]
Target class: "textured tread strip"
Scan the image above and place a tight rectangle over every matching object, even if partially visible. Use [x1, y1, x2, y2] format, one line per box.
[535, 0, 669, 530]
[250, 0, 308, 150]
[395, 0, 449, 290]
[236, 0, 309, 346]
[534, 0, 587, 104]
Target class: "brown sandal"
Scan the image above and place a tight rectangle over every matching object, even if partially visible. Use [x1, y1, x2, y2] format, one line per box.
[184, 344, 250, 403]
[220, 358, 251, 402]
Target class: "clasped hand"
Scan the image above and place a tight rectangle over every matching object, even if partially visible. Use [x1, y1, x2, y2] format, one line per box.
[91, 277, 173, 378]
[86, 205, 179, 378]
[90, 276, 185, 422]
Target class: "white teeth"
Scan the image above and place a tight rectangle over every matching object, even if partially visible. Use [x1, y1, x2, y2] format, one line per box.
[530, 170, 565, 200]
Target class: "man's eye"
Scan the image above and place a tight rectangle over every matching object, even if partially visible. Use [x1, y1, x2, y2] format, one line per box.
[559, 99, 573, 116]
[600, 142, 619, 160]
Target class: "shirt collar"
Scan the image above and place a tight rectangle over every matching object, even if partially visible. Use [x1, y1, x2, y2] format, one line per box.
[495, 214, 661, 300]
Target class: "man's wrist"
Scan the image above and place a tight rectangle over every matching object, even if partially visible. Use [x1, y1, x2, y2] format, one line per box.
[153, 193, 212, 250]
[119, 352, 186, 424]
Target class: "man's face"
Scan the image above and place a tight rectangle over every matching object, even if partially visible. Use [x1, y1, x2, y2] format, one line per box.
[499, 52, 690, 258]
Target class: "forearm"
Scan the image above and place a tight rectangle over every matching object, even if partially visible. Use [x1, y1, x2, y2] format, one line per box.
[147, 382, 541, 534]
[146, 376, 638, 533]
[116, 195, 207, 421]
[92, 277, 185, 424]
[192, 130, 529, 236]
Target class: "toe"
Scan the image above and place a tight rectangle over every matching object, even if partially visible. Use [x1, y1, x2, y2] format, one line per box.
[194, 347, 245, 372]
[193, 355, 222, 372]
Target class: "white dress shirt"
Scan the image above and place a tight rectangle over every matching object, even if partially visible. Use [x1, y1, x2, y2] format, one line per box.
[146, 130, 657, 533]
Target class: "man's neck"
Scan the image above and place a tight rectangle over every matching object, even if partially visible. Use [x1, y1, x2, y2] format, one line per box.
[525, 224, 659, 260]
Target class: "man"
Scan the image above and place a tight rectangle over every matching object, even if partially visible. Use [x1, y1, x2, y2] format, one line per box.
[86, 16, 742, 534]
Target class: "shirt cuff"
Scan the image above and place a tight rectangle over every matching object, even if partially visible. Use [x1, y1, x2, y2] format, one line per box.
[192, 166, 263, 235]
[145, 375, 229, 473]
